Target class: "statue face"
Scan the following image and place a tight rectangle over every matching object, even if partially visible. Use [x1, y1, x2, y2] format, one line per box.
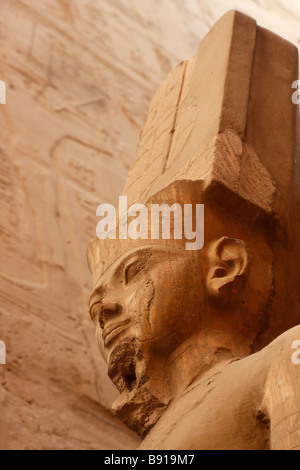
[89, 245, 204, 369]
[88, 184, 274, 399]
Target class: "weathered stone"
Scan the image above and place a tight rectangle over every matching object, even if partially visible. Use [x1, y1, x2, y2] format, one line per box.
[1, 0, 300, 451]
[88, 11, 300, 450]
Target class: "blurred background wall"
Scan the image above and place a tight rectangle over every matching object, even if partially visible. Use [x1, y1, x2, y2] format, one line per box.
[0, 0, 299, 450]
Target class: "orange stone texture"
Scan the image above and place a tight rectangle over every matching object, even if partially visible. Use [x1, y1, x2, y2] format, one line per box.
[1, 0, 300, 451]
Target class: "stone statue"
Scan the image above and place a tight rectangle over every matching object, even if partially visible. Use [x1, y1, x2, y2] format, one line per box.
[87, 11, 300, 450]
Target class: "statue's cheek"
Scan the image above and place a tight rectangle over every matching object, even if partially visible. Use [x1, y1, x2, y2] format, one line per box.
[129, 279, 155, 339]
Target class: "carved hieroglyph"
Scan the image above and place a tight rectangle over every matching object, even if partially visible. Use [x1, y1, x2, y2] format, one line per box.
[87, 11, 300, 449]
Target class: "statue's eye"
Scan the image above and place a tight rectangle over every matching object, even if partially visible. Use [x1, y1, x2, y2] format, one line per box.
[125, 262, 142, 284]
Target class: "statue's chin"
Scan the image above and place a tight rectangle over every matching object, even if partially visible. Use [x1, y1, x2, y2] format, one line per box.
[107, 336, 168, 438]
[107, 336, 140, 393]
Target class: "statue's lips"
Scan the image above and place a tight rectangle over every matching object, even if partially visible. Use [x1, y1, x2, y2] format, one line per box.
[103, 318, 131, 346]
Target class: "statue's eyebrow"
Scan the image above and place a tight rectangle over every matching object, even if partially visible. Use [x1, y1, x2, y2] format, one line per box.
[90, 248, 153, 303]
[113, 245, 187, 280]
[90, 245, 187, 305]
[113, 248, 153, 279]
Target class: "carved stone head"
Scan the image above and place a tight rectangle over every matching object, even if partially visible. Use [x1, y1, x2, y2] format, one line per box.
[87, 10, 300, 438]
[87, 168, 274, 436]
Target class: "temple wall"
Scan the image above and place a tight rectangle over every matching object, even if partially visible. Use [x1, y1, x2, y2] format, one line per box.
[0, 0, 299, 450]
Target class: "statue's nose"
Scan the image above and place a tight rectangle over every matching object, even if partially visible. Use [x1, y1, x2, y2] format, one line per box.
[99, 300, 122, 329]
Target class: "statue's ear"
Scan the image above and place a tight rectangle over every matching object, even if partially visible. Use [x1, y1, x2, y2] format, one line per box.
[206, 237, 249, 304]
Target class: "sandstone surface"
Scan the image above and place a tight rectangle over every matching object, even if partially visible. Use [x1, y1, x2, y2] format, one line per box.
[0, 0, 299, 450]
